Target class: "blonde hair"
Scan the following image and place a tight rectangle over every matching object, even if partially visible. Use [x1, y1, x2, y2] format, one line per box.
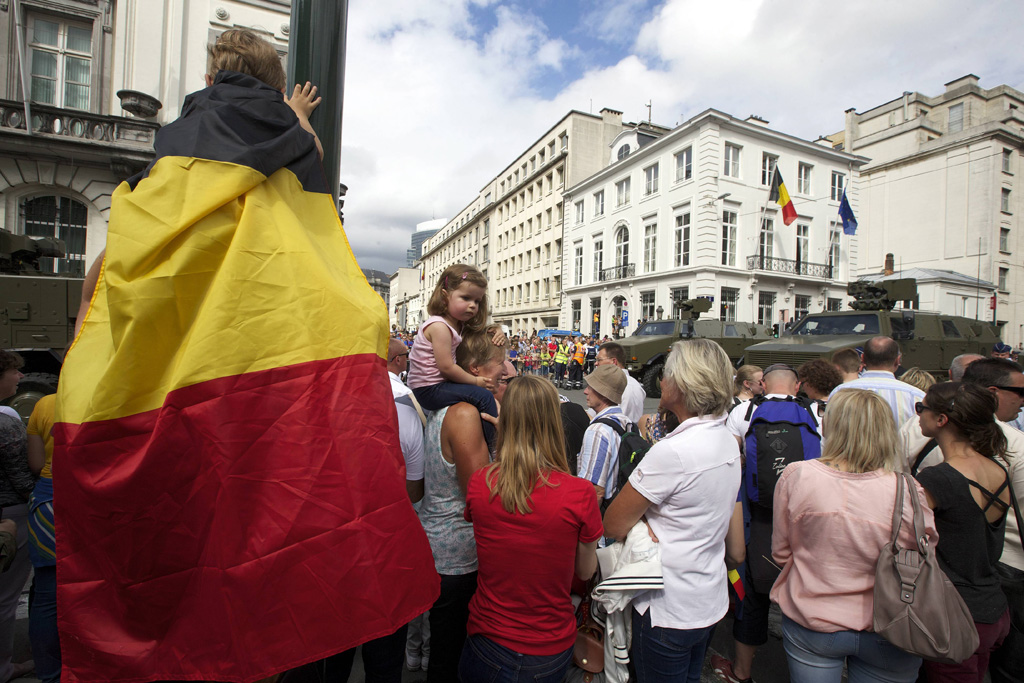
[821, 389, 901, 473]
[455, 324, 506, 369]
[663, 339, 734, 417]
[899, 367, 937, 392]
[486, 375, 569, 514]
[207, 29, 286, 91]
[427, 264, 489, 334]
[733, 364, 763, 396]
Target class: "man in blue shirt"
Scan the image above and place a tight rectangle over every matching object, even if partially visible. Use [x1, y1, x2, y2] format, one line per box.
[828, 336, 923, 429]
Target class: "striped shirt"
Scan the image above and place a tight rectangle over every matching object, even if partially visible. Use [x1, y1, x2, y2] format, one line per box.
[829, 370, 925, 429]
[578, 406, 629, 499]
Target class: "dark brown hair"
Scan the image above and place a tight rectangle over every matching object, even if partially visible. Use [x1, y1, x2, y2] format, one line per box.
[207, 29, 286, 91]
[598, 342, 626, 367]
[0, 350, 24, 375]
[925, 381, 1008, 461]
[427, 264, 489, 333]
[797, 359, 843, 397]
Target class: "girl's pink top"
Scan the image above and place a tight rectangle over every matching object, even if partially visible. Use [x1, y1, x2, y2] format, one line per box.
[770, 459, 938, 633]
[407, 316, 462, 389]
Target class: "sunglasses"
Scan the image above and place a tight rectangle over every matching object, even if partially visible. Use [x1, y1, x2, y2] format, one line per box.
[500, 376, 517, 385]
[914, 402, 938, 415]
[994, 385, 1024, 397]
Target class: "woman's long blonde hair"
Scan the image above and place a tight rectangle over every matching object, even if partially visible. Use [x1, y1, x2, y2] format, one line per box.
[486, 375, 569, 514]
[821, 389, 901, 473]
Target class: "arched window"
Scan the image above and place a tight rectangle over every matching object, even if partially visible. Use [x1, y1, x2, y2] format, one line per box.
[615, 226, 629, 267]
[617, 144, 630, 161]
[21, 195, 88, 276]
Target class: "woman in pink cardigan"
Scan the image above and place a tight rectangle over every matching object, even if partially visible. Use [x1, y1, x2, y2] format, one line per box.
[770, 389, 938, 683]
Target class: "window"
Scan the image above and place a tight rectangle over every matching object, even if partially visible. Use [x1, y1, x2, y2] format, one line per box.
[539, 149, 545, 164]
[675, 147, 692, 181]
[665, 288, 687, 318]
[674, 211, 691, 267]
[828, 223, 841, 278]
[1002, 188, 1011, 213]
[794, 295, 811, 321]
[557, 166, 564, 188]
[530, 157, 536, 173]
[1003, 148, 1013, 173]
[514, 170, 519, 184]
[22, 195, 87, 275]
[796, 223, 809, 271]
[831, 172, 845, 200]
[797, 162, 812, 194]
[545, 173, 553, 194]
[525, 282, 531, 301]
[826, 297, 843, 312]
[546, 208, 553, 228]
[759, 217, 774, 260]
[643, 222, 657, 273]
[616, 178, 631, 206]
[617, 144, 630, 161]
[999, 267, 1009, 291]
[575, 200, 585, 224]
[482, 244, 488, 262]
[720, 287, 739, 322]
[724, 144, 741, 178]
[525, 251, 531, 269]
[559, 133, 568, 151]
[574, 244, 583, 285]
[1001, 227, 1011, 252]
[483, 218, 490, 237]
[758, 291, 777, 326]
[593, 239, 604, 279]
[571, 300, 581, 330]
[593, 190, 605, 216]
[722, 210, 737, 266]
[644, 164, 659, 195]
[641, 291, 655, 320]
[761, 153, 777, 186]
[942, 320, 962, 338]
[555, 239, 562, 259]
[28, 15, 93, 110]
[948, 103, 964, 133]
[615, 227, 629, 267]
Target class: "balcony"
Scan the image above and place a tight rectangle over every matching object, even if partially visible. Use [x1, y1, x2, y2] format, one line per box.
[599, 263, 635, 282]
[746, 255, 833, 279]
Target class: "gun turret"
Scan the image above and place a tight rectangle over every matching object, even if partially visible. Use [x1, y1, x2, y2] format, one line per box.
[0, 230, 67, 275]
[673, 297, 713, 320]
[847, 278, 918, 311]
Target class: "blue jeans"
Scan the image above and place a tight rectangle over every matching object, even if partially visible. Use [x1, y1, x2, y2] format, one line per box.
[28, 565, 60, 683]
[413, 382, 497, 445]
[631, 607, 713, 683]
[458, 634, 572, 683]
[781, 614, 921, 683]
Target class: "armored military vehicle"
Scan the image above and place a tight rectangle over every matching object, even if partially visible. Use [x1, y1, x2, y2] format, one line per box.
[744, 278, 1002, 374]
[620, 298, 773, 397]
[0, 230, 84, 419]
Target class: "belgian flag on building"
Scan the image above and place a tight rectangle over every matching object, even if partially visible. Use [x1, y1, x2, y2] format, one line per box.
[769, 167, 798, 225]
[54, 71, 438, 683]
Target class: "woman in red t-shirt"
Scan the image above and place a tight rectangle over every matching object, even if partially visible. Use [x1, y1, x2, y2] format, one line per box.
[461, 375, 602, 683]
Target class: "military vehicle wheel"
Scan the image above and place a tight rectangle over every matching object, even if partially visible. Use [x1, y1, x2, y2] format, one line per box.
[5, 373, 58, 422]
[642, 363, 663, 399]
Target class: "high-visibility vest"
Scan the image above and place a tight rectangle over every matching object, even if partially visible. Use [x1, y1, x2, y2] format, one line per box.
[554, 343, 569, 364]
[572, 344, 586, 364]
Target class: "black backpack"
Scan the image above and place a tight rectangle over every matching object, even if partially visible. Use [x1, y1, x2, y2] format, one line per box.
[743, 395, 822, 509]
[594, 418, 652, 511]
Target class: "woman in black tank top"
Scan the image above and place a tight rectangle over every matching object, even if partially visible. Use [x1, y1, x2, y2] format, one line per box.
[916, 381, 1012, 682]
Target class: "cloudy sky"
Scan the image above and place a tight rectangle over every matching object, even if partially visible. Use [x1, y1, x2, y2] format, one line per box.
[340, 0, 1024, 274]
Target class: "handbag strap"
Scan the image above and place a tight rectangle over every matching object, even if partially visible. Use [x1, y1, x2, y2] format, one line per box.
[889, 472, 906, 549]
[992, 458, 1024, 555]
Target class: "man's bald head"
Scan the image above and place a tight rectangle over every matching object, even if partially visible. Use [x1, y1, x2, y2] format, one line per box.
[762, 364, 800, 396]
[862, 336, 900, 372]
[387, 338, 409, 375]
[949, 353, 984, 381]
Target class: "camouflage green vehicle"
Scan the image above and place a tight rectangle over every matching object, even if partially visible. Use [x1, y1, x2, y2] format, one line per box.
[0, 230, 84, 420]
[621, 299, 773, 397]
[744, 279, 1002, 374]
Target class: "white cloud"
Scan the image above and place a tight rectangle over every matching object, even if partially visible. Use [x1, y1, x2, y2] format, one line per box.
[340, 0, 1024, 273]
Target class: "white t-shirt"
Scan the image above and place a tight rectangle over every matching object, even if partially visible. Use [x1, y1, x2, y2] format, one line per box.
[620, 369, 646, 424]
[725, 393, 792, 446]
[390, 372, 425, 481]
[629, 414, 742, 629]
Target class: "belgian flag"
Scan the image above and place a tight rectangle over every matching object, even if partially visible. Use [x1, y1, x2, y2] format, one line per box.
[769, 167, 798, 225]
[54, 71, 439, 683]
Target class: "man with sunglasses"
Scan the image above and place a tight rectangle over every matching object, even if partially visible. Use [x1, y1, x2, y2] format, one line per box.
[899, 357, 1024, 683]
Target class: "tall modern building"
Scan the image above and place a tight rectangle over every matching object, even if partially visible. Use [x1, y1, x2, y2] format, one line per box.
[838, 75, 1023, 345]
[419, 108, 669, 334]
[407, 219, 443, 267]
[561, 110, 865, 336]
[0, 0, 290, 272]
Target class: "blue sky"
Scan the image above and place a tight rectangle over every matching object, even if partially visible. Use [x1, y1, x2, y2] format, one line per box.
[341, 0, 1024, 274]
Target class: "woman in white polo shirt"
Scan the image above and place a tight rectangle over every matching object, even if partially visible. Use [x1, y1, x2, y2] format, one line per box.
[605, 338, 743, 683]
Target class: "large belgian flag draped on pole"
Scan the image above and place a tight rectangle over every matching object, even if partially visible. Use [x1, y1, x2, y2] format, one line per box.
[53, 71, 439, 683]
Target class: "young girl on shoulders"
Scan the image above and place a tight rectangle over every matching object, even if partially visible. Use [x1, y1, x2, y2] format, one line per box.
[407, 265, 504, 443]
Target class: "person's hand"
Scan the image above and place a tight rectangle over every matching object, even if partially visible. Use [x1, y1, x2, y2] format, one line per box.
[642, 517, 659, 543]
[0, 519, 16, 572]
[477, 376, 497, 392]
[284, 82, 322, 120]
[491, 329, 508, 347]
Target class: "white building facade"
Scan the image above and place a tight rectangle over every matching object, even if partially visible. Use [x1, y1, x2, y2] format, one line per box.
[561, 110, 866, 337]
[0, 0, 290, 271]
[389, 266, 424, 332]
[419, 108, 668, 335]
[842, 75, 1024, 346]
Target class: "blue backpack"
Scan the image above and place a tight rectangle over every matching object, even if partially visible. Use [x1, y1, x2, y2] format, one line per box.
[743, 395, 821, 508]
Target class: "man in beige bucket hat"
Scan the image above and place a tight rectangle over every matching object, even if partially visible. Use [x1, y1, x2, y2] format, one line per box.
[578, 364, 630, 504]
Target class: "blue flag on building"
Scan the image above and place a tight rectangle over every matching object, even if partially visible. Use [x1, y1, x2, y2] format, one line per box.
[839, 189, 858, 235]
